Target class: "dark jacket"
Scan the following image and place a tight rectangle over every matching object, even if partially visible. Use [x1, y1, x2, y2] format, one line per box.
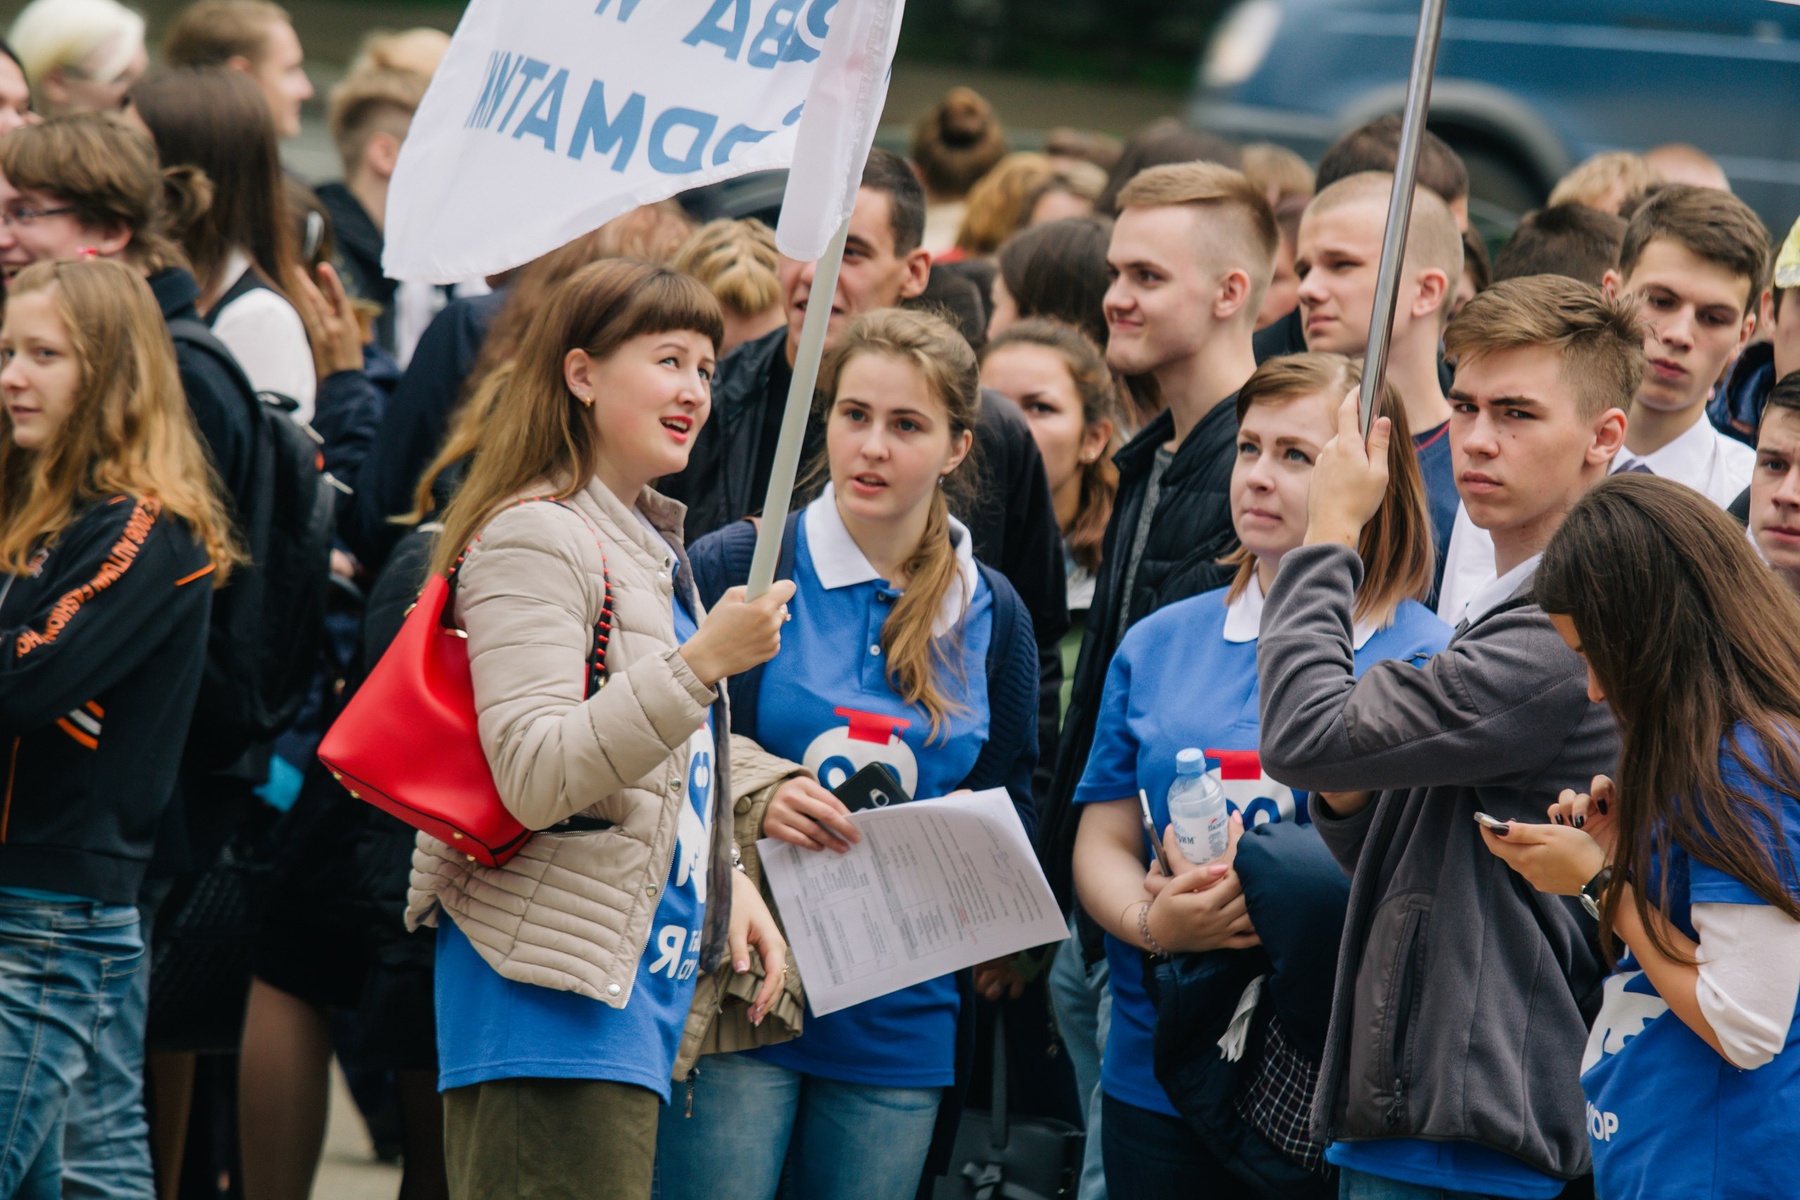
[151, 267, 256, 505]
[1257, 544, 1611, 1181]
[660, 326, 1069, 790]
[316, 182, 399, 356]
[1254, 309, 1306, 363]
[0, 497, 214, 903]
[340, 290, 507, 571]
[1039, 399, 1241, 912]
[1710, 339, 1773, 448]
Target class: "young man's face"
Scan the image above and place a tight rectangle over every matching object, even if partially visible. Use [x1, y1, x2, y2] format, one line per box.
[1761, 288, 1800, 382]
[1610, 239, 1755, 415]
[1448, 344, 1625, 543]
[1103, 205, 1221, 377]
[1294, 199, 1380, 356]
[778, 186, 928, 358]
[1750, 405, 1800, 582]
[239, 19, 313, 140]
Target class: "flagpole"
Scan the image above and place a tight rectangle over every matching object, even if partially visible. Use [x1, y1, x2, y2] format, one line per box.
[1358, 0, 1448, 438]
[746, 216, 853, 599]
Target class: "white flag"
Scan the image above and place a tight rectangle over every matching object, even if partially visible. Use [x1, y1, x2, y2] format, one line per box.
[383, 0, 875, 284]
[774, 0, 906, 261]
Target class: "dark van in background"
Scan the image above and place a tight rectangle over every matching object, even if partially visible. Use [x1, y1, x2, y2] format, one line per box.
[1190, 0, 1800, 237]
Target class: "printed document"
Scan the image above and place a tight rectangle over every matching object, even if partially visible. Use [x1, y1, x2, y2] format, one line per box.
[758, 788, 1068, 1016]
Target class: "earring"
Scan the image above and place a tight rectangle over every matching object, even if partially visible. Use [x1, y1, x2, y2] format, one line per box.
[574, 390, 594, 408]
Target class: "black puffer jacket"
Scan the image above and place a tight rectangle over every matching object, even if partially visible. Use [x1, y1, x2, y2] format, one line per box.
[1038, 399, 1241, 912]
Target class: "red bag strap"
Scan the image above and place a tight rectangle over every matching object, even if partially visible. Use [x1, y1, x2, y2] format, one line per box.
[445, 495, 615, 696]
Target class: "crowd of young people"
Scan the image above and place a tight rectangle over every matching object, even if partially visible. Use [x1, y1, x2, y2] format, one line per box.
[0, 9, 1796, 1198]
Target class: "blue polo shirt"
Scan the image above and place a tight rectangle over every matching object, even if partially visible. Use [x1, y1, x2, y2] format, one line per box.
[748, 488, 993, 1089]
[1578, 727, 1800, 1200]
[434, 554, 713, 1102]
[1073, 577, 1448, 1116]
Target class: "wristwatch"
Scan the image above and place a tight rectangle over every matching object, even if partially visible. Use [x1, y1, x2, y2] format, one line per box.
[1580, 865, 1615, 920]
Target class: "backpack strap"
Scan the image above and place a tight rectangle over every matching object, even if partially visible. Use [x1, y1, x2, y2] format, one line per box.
[445, 496, 614, 696]
[202, 267, 272, 329]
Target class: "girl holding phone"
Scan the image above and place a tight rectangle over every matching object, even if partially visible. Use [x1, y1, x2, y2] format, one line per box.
[661, 308, 1041, 1200]
[1070, 354, 1449, 1195]
[1483, 474, 1800, 1200]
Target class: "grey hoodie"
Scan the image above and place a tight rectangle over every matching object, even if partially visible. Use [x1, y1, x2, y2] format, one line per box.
[1257, 543, 1614, 1182]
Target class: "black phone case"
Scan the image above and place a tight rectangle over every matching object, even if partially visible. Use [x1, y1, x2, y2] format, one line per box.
[833, 762, 912, 813]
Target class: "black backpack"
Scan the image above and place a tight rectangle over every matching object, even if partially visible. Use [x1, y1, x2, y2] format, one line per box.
[168, 315, 334, 770]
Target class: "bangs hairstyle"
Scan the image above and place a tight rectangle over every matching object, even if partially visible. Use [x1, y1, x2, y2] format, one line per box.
[0, 259, 241, 583]
[1444, 275, 1645, 419]
[1223, 353, 1432, 625]
[1536, 474, 1800, 965]
[817, 308, 982, 740]
[982, 318, 1119, 574]
[1115, 161, 1279, 312]
[1619, 185, 1771, 312]
[428, 260, 723, 578]
[0, 112, 211, 277]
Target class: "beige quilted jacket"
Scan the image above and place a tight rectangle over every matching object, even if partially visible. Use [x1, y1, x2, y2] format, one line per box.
[404, 478, 734, 1008]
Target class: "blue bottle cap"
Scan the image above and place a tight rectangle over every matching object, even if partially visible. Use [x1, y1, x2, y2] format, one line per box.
[1175, 747, 1205, 776]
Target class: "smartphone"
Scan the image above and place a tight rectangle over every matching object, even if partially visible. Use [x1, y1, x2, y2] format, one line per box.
[1139, 790, 1175, 877]
[833, 762, 911, 814]
[1472, 811, 1510, 831]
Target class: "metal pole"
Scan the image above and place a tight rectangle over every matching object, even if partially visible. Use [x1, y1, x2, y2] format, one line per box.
[746, 216, 852, 599]
[1358, 0, 1449, 437]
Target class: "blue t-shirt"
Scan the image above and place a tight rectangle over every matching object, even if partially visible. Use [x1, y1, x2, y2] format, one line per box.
[1326, 1140, 1564, 1199]
[434, 565, 714, 1101]
[1580, 729, 1800, 1200]
[748, 499, 993, 1088]
[1072, 582, 1449, 1116]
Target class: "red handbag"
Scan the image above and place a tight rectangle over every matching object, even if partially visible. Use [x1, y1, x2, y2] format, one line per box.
[318, 499, 613, 867]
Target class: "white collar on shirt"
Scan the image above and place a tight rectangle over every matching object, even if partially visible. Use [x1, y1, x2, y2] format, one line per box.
[1613, 415, 1754, 506]
[1222, 568, 1381, 650]
[1460, 552, 1542, 629]
[804, 484, 980, 638]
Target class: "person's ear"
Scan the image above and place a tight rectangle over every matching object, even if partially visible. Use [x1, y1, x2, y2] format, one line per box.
[1413, 267, 1450, 322]
[1760, 287, 1777, 335]
[1737, 303, 1757, 351]
[365, 131, 402, 182]
[1215, 267, 1252, 322]
[899, 247, 930, 301]
[1588, 406, 1629, 468]
[943, 426, 974, 476]
[1080, 417, 1115, 465]
[89, 222, 132, 259]
[1600, 269, 1623, 301]
[564, 348, 596, 406]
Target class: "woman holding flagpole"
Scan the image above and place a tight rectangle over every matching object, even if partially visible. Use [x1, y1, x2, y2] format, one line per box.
[659, 308, 1041, 1200]
[400, 259, 792, 1200]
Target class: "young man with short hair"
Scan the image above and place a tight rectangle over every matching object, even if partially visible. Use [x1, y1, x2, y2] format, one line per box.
[1603, 185, 1768, 506]
[1295, 171, 1464, 590]
[1259, 275, 1637, 1200]
[1493, 203, 1628, 288]
[1748, 374, 1800, 597]
[316, 64, 428, 358]
[163, 0, 313, 140]
[1713, 215, 1800, 445]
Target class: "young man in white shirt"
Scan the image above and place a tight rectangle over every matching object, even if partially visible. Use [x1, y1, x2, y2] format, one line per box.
[1602, 185, 1769, 506]
[1294, 171, 1464, 591]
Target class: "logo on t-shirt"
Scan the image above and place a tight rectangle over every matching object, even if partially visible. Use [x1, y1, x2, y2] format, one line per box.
[1209, 749, 1302, 827]
[1582, 969, 1670, 1074]
[804, 706, 919, 795]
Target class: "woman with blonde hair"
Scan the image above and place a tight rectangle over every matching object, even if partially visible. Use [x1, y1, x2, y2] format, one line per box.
[1071, 353, 1447, 1194]
[659, 308, 1042, 1200]
[674, 217, 785, 355]
[7, 0, 145, 116]
[0, 258, 238, 1198]
[405, 257, 791, 1200]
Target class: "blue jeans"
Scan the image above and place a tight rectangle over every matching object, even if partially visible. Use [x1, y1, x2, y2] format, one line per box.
[1339, 1168, 1504, 1200]
[1047, 920, 1110, 1200]
[0, 892, 146, 1200]
[655, 1052, 943, 1200]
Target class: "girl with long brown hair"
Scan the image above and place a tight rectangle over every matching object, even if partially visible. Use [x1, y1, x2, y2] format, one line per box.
[660, 308, 1042, 1200]
[402, 257, 789, 1200]
[1069, 353, 1447, 1195]
[0, 258, 237, 1197]
[1483, 473, 1800, 1200]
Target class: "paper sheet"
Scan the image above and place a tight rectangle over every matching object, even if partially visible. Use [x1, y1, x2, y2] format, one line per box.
[757, 788, 1068, 1016]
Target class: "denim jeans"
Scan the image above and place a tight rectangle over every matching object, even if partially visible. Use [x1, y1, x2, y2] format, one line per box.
[1047, 920, 1111, 1200]
[655, 1052, 943, 1200]
[0, 892, 146, 1200]
[1338, 1167, 1505, 1200]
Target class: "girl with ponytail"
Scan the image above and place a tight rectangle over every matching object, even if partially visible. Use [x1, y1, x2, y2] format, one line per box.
[661, 308, 1042, 1200]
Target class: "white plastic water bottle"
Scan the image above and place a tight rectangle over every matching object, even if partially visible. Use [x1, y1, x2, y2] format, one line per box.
[1166, 748, 1230, 865]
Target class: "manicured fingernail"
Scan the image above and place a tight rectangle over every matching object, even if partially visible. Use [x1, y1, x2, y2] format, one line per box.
[1575, 815, 1585, 828]
[1554, 814, 1564, 825]
[1596, 798, 1608, 815]
[1493, 823, 1509, 837]
[735, 958, 749, 973]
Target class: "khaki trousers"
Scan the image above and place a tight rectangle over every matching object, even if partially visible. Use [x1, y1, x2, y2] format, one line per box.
[443, 1077, 659, 1200]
